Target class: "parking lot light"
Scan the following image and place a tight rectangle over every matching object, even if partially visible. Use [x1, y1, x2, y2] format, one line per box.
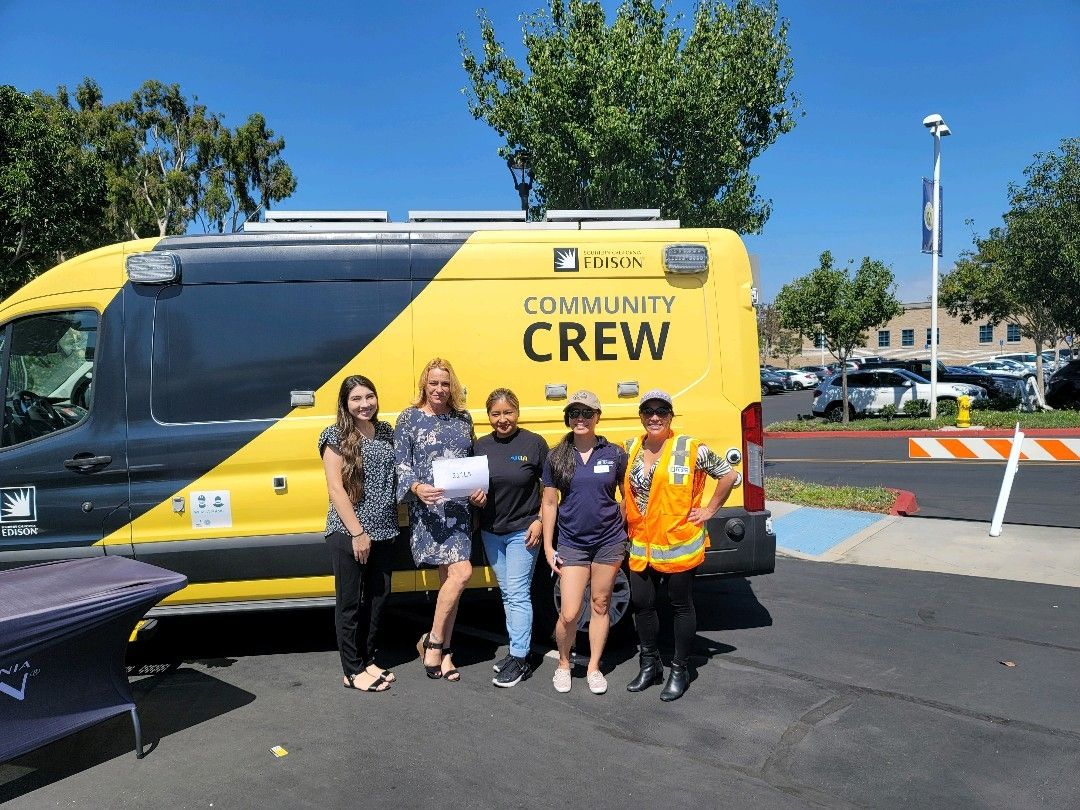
[923, 113, 950, 419]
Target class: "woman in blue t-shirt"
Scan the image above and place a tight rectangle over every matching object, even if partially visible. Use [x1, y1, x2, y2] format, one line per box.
[320, 374, 399, 693]
[541, 390, 628, 696]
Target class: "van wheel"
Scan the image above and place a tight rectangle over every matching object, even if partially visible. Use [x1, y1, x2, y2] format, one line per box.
[537, 563, 632, 636]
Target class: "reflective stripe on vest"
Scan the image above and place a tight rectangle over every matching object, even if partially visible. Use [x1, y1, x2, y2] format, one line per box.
[669, 435, 692, 485]
[646, 531, 705, 562]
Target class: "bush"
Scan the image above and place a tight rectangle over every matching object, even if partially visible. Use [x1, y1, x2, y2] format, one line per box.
[937, 399, 958, 416]
[904, 399, 929, 417]
[880, 404, 898, 422]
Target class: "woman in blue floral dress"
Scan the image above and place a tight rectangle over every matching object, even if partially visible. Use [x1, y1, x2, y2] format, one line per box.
[395, 358, 486, 681]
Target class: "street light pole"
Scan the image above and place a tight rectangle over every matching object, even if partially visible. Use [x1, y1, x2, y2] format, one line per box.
[506, 150, 533, 216]
[923, 114, 950, 420]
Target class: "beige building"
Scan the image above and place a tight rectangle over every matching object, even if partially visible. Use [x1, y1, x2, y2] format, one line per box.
[782, 301, 1068, 368]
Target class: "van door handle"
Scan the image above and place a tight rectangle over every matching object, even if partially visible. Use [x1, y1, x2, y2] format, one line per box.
[64, 454, 112, 471]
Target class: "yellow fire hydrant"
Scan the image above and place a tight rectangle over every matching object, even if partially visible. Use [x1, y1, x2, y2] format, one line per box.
[957, 395, 971, 428]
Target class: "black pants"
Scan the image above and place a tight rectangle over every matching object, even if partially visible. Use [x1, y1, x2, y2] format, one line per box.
[628, 567, 696, 665]
[326, 532, 393, 676]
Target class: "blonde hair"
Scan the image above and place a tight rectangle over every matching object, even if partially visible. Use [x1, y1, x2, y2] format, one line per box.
[413, 357, 467, 413]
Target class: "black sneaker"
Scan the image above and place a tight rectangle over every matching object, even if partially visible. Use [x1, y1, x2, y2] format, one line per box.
[492, 656, 530, 688]
[492, 652, 514, 673]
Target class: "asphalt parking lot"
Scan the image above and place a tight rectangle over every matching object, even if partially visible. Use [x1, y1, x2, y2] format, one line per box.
[4, 558, 1078, 809]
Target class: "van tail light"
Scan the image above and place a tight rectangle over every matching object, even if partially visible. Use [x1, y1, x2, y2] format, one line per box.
[741, 402, 765, 512]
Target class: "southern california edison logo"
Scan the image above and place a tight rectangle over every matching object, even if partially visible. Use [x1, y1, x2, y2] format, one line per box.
[0, 487, 36, 523]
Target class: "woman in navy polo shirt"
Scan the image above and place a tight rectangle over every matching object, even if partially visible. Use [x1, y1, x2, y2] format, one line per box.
[541, 390, 628, 695]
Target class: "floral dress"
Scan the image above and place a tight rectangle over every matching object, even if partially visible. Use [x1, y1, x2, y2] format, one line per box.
[394, 407, 475, 566]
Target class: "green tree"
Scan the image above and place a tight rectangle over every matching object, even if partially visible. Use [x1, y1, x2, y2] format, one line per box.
[0, 85, 108, 300]
[461, 0, 799, 231]
[773, 329, 803, 368]
[940, 138, 1080, 394]
[65, 78, 296, 240]
[757, 303, 781, 361]
[774, 251, 902, 423]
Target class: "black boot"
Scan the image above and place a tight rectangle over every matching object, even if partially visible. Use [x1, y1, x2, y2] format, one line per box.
[626, 648, 664, 692]
[660, 661, 689, 702]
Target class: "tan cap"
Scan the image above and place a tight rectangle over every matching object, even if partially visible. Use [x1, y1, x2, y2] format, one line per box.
[564, 390, 601, 411]
[639, 389, 674, 408]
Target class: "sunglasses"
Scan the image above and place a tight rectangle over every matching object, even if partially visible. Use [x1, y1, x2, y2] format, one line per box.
[566, 407, 597, 420]
[640, 406, 673, 418]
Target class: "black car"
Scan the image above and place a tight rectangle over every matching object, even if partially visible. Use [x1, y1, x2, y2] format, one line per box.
[760, 370, 789, 395]
[1047, 360, 1080, 409]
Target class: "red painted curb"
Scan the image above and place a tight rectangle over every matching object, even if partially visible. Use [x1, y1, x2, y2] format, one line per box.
[886, 488, 918, 516]
[767, 427, 1080, 439]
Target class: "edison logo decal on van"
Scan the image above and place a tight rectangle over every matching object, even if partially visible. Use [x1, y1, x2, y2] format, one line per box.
[554, 248, 579, 272]
[1, 487, 38, 537]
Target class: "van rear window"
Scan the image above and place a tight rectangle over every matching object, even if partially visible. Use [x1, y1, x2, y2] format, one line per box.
[151, 281, 409, 423]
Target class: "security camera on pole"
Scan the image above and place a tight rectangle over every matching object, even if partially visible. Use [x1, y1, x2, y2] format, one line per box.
[922, 113, 950, 420]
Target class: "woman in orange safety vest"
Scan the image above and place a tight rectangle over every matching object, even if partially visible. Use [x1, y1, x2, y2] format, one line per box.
[623, 389, 740, 701]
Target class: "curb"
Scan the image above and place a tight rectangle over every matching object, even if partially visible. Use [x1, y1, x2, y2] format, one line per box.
[767, 427, 1080, 439]
[886, 488, 918, 516]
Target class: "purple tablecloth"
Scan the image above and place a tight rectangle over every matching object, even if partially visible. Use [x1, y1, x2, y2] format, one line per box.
[0, 556, 187, 762]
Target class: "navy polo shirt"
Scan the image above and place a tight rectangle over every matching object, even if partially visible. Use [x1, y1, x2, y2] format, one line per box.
[541, 437, 628, 549]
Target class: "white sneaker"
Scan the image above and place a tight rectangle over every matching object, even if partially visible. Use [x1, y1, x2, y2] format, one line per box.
[587, 670, 608, 695]
[552, 667, 572, 693]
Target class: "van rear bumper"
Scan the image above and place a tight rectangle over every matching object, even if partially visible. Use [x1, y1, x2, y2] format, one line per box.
[699, 507, 775, 578]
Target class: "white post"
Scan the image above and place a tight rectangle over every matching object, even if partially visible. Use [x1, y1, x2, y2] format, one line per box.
[989, 422, 1025, 537]
[929, 126, 942, 420]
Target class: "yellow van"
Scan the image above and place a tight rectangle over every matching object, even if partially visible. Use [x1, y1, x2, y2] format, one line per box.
[0, 209, 774, 626]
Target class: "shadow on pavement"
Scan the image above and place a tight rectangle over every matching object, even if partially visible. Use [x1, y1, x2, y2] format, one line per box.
[0, 668, 255, 804]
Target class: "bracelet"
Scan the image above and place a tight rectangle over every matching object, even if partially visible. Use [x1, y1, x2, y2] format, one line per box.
[351, 531, 367, 539]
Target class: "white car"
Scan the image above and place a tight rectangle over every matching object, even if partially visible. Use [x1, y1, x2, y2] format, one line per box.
[971, 359, 1034, 378]
[812, 367, 988, 420]
[994, 353, 1038, 373]
[775, 369, 819, 390]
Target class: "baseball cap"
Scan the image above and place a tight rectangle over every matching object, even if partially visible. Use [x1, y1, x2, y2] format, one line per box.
[564, 390, 601, 412]
[638, 389, 674, 409]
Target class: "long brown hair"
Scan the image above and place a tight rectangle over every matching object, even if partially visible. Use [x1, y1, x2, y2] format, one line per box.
[412, 357, 467, 413]
[546, 431, 608, 495]
[336, 374, 379, 502]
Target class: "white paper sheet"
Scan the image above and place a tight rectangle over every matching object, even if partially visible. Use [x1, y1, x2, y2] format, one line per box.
[432, 456, 489, 500]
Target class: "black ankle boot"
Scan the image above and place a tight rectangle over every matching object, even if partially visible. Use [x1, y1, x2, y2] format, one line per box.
[660, 662, 689, 702]
[626, 648, 664, 692]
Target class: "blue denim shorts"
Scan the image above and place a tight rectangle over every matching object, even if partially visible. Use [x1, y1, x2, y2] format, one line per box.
[557, 541, 625, 567]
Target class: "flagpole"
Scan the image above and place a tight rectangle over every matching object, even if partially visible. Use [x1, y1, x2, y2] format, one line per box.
[923, 114, 950, 420]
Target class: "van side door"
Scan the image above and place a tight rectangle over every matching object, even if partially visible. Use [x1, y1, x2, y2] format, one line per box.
[0, 308, 130, 569]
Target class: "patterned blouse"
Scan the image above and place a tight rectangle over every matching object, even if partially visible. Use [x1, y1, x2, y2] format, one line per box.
[394, 407, 475, 566]
[628, 442, 733, 515]
[319, 421, 398, 542]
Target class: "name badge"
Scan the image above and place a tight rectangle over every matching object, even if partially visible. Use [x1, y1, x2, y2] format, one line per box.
[670, 464, 690, 475]
[593, 463, 611, 474]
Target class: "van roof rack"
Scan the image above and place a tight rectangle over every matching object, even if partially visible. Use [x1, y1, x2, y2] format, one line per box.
[243, 209, 679, 233]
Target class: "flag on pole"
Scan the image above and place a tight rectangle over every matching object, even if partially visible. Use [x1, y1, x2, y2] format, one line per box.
[921, 178, 942, 254]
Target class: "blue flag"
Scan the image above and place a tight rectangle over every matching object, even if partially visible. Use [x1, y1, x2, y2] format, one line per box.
[922, 178, 942, 254]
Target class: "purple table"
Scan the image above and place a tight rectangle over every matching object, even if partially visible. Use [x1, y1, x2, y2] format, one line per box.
[0, 556, 187, 762]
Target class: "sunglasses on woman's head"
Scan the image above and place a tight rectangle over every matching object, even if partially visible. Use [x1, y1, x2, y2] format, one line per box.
[566, 408, 596, 420]
[640, 406, 673, 417]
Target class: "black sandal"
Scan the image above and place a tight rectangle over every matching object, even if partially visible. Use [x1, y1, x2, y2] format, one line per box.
[417, 633, 444, 679]
[343, 673, 389, 692]
[441, 648, 461, 682]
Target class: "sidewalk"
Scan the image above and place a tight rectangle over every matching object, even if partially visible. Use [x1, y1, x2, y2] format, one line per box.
[768, 500, 1080, 588]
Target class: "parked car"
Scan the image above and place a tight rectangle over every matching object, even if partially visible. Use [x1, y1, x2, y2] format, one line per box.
[859, 358, 1021, 408]
[994, 353, 1039, 373]
[971, 359, 1034, 378]
[775, 369, 819, 390]
[760, 370, 790, 396]
[799, 364, 832, 381]
[1046, 360, 1080, 409]
[811, 368, 988, 421]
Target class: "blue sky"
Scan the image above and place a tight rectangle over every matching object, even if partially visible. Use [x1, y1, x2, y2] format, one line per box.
[2, 1, 1077, 302]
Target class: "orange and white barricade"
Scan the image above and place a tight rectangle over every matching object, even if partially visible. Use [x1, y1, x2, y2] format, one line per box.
[908, 436, 1080, 462]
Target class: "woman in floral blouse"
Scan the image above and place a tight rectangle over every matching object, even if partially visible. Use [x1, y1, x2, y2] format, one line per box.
[395, 358, 486, 681]
[320, 374, 399, 693]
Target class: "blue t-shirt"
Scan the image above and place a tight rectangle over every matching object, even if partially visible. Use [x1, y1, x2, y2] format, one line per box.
[541, 438, 628, 550]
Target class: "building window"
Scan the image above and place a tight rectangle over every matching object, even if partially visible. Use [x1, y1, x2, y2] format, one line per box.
[901, 329, 914, 347]
[877, 329, 890, 348]
[925, 328, 940, 347]
[979, 324, 993, 343]
[1007, 324, 1021, 343]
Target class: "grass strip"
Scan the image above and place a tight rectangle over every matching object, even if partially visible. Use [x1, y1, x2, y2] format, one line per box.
[767, 410, 1080, 432]
[766, 477, 896, 513]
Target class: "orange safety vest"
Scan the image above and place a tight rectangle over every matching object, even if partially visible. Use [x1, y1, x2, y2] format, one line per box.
[623, 432, 708, 573]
